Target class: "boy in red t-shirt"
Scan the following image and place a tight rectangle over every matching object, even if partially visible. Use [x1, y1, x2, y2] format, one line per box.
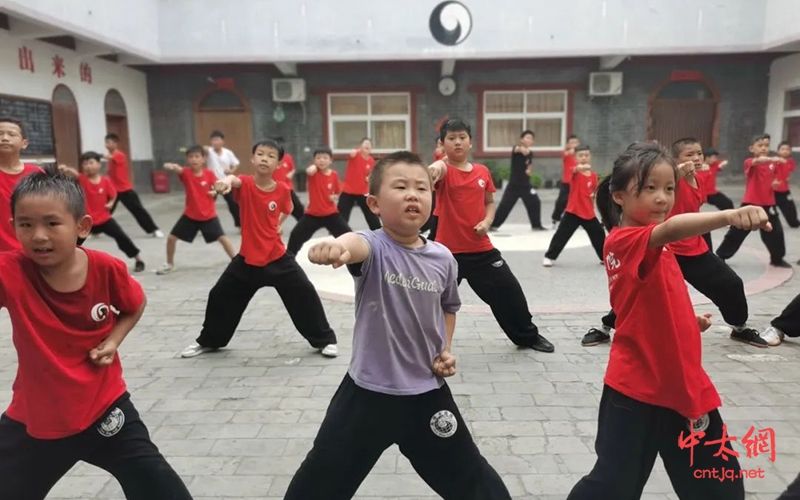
[716, 133, 789, 267]
[543, 145, 605, 266]
[551, 134, 580, 224]
[104, 133, 163, 238]
[58, 152, 145, 273]
[180, 139, 338, 359]
[287, 147, 352, 255]
[428, 119, 553, 353]
[273, 137, 305, 221]
[419, 136, 444, 238]
[0, 117, 42, 253]
[774, 140, 799, 228]
[156, 146, 236, 275]
[698, 147, 733, 213]
[0, 170, 192, 500]
[338, 138, 381, 230]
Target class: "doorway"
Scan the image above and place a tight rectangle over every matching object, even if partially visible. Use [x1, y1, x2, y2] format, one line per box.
[52, 84, 80, 168]
[193, 87, 254, 174]
[105, 89, 131, 178]
[648, 78, 719, 148]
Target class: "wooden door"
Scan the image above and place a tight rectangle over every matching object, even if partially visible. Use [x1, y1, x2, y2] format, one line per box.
[52, 85, 80, 168]
[648, 79, 719, 148]
[193, 88, 254, 174]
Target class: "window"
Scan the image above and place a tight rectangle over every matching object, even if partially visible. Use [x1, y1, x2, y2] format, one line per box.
[328, 93, 411, 153]
[482, 90, 568, 152]
[784, 89, 800, 151]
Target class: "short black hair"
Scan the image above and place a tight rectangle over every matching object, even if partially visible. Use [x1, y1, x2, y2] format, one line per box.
[575, 145, 591, 153]
[520, 130, 535, 138]
[567, 134, 579, 141]
[368, 150, 427, 196]
[105, 133, 120, 143]
[185, 144, 206, 157]
[11, 166, 86, 219]
[80, 151, 103, 163]
[778, 140, 792, 150]
[360, 137, 372, 144]
[0, 117, 27, 139]
[210, 130, 225, 139]
[670, 137, 700, 158]
[751, 133, 770, 145]
[439, 118, 472, 142]
[251, 138, 284, 160]
[313, 147, 333, 158]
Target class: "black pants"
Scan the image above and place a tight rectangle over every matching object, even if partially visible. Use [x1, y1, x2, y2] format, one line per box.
[197, 254, 337, 349]
[491, 183, 543, 229]
[338, 193, 381, 230]
[78, 219, 140, 259]
[222, 191, 240, 227]
[773, 292, 800, 338]
[716, 204, 785, 264]
[290, 190, 305, 221]
[284, 375, 511, 500]
[544, 212, 605, 261]
[567, 385, 743, 500]
[779, 474, 800, 499]
[706, 192, 734, 211]
[287, 213, 351, 255]
[775, 191, 800, 228]
[0, 394, 192, 500]
[601, 250, 747, 330]
[111, 190, 159, 234]
[454, 249, 541, 347]
[551, 182, 571, 222]
[420, 192, 438, 238]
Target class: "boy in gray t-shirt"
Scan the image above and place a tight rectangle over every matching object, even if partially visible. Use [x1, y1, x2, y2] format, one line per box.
[284, 151, 511, 500]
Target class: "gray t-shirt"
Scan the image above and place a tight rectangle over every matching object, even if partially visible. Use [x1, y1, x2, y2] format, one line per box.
[347, 230, 461, 395]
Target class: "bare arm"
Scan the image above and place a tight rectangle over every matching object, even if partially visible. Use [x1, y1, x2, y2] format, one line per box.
[514, 144, 531, 155]
[427, 159, 448, 184]
[306, 165, 318, 176]
[89, 298, 146, 366]
[163, 163, 183, 173]
[444, 312, 456, 351]
[308, 232, 371, 268]
[482, 191, 496, 226]
[649, 208, 769, 249]
[57, 164, 79, 178]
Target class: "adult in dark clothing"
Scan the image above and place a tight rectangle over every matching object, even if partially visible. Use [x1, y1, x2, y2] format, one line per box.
[490, 130, 544, 230]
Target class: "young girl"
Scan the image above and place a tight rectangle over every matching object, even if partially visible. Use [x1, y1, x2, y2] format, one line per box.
[567, 142, 769, 500]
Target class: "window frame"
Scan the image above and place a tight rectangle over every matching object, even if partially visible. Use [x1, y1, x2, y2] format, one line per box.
[481, 89, 569, 154]
[783, 87, 800, 152]
[327, 91, 412, 154]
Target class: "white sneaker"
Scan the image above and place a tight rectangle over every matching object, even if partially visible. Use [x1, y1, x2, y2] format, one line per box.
[153, 230, 165, 238]
[761, 326, 785, 347]
[156, 263, 175, 275]
[319, 344, 339, 357]
[542, 257, 554, 267]
[180, 343, 218, 358]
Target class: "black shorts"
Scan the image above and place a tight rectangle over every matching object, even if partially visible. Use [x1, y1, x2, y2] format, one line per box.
[170, 215, 224, 243]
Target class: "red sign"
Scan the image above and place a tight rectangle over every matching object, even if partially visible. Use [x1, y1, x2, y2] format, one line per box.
[671, 70, 703, 82]
[214, 78, 235, 89]
[52, 55, 65, 78]
[18, 46, 34, 73]
[742, 426, 776, 463]
[80, 62, 92, 84]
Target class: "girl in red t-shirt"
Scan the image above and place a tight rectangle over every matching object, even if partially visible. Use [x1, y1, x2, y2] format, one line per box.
[542, 145, 605, 266]
[567, 142, 770, 500]
[774, 140, 799, 228]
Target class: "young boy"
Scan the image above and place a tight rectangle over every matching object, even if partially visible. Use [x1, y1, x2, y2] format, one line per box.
[205, 130, 241, 228]
[287, 147, 352, 255]
[58, 152, 145, 273]
[0, 169, 193, 500]
[157, 145, 236, 274]
[774, 140, 799, 228]
[716, 133, 790, 267]
[104, 133, 163, 237]
[420, 136, 444, 238]
[273, 137, 305, 221]
[428, 119, 554, 352]
[490, 129, 545, 231]
[542, 145, 605, 266]
[180, 139, 338, 358]
[284, 151, 512, 500]
[339, 137, 381, 230]
[698, 147, 733, 211]
[552, 134, 580, 225]
[0, 117, 42, 252]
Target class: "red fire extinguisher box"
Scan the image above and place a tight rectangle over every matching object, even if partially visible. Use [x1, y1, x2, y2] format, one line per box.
[152, 171, 171, 193]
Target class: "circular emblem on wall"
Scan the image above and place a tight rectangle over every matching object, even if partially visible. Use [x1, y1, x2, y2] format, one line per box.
[430, 410, 458, 438]
[429, 1, 472, 46]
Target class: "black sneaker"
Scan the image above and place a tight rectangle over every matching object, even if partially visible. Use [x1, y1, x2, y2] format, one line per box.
[771, 260, 793, 268]
[134, 261, 145, 273]
[582, 328, 611, 346]
[526, 334, 555, 353]
[730, 328, 768, 348]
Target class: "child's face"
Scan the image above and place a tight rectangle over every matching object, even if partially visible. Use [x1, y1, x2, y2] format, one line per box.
[750, 139, 770, 157]
[0, 122, 28, 156]
[186, 152, 205, 170]
[567, 138, 580, 150]
[251, 145, 280, 176]
[575, 151, 591, 165]
[105, 139, 118, 152]
[81, 159, 101, 176]
[678, 143, 703, 167]
[210, 137, 224, 149]
[314, 153, 332, 169]
[12, 195, 91, 269]
[778, 144, 792, 158]
[368, 162, 432, 235]
[360, 140, 372, 156]
[442, 130, 472, 161]
[520, 133, 535, 148]
[613, 161, 676, 227]
[706, 154, 719, 164]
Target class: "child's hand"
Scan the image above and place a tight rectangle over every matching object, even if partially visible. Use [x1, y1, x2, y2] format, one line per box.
[277, 225, 283, 236]
[308, 241, 351, 268]
[773, 157, 787, 163]
[103, 152, 112, 160]
[214, 179, 232, 195]
[773, 179, 782, 188]
[677, 162, 696, 177]
[727, 206, 772, 232]
[104, 202, 114, 211]
[696, 313, 712, 332]
[432, 349, 456, 377]
[89, 339, 119, 367]
[474, 220, 490, 236]
[223, 168, 233, 175]
[428, 161, 446, 184]
[207, 190, 217, 199]
[698, 163, 710, 171]
[719, 160, 729, 169]
[58, 164, 69, 173]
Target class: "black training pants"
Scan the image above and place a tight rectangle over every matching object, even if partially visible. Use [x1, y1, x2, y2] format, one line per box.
[491, 183, 543, 229]
[111, 190, 159, 234]
[287, 213, 352, 255]
[772, 292, 800, 338]
[551, 182, 570, 222]
[775, 191, 800, 228]
[78, 218, 140, 259]
[337, 193, 381, 230]
[716, 204, 785, 264]
[544, 212, 605, 261]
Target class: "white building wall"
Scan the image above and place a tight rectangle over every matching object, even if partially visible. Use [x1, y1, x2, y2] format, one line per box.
[765, 53, 800, 150]
[763, 0, 800, 49]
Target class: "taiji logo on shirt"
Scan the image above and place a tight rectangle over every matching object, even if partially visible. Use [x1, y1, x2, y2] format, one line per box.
[430, 410, 458, 438]
[327, 183, 333, 190]
[687, 413, 710, 433]
[268, 201, 277, 211]
[201, 181, 208, 187]
[99, 188, 104, 194]
[477, 179, 486, 188]
[429, 1, 472, 46]
[90, 303, 120, 322]
[97, 407, 125, 437]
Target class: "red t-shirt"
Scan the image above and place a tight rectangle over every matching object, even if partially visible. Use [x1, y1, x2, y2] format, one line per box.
[604, 225, 721, 420]
[79, 174, 116, 226]
[1, 248, 144, 439]
[180, 167, 217, 221]
[434, 163, 496, 254]
[743, 157, 779, 206]
[774, 158, 796, 193]
[107, 151, 133, 193]
[234, 176, 292, 266]
[696, 161, 722, 196]
[565, 169, 598, 220]
[342, 154, 375, 195]
[433, 150, 446, 162]
[0, 164, 42, 252]
[306, 169, 340, 217]
[666, 177, 708, 257]
[273, 153, 296, 190]
[561, 151, 577, 184]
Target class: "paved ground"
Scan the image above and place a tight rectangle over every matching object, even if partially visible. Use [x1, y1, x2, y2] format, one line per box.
[2, 184, 800, 499]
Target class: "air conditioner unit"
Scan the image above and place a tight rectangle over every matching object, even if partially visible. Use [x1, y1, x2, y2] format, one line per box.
[272, 78, 306, 102]
[589, 72, 623, 96]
